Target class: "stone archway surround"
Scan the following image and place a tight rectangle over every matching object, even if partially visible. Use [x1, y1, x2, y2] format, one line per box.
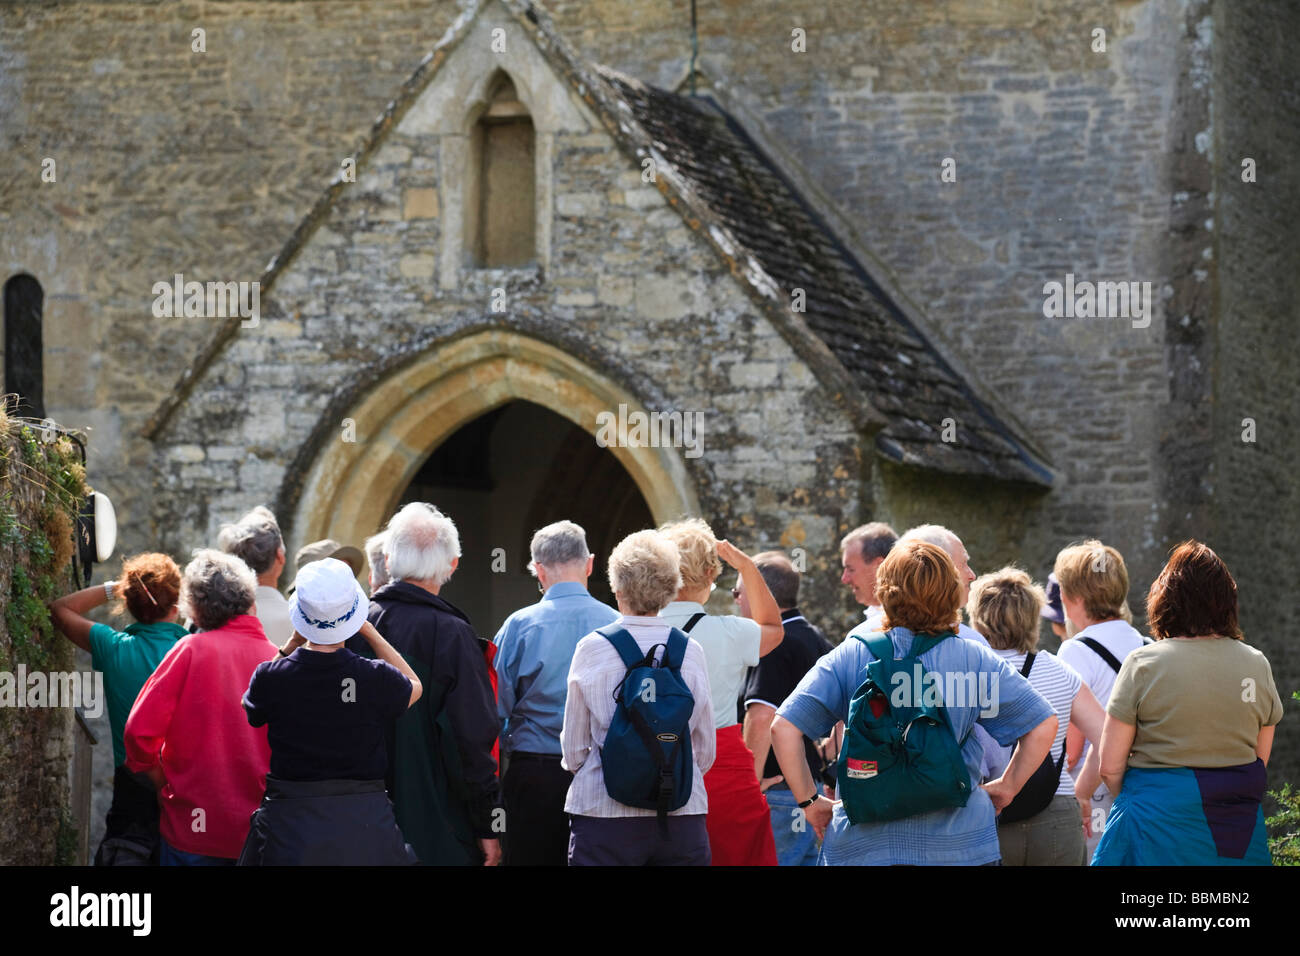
[290, 329, 701, 556]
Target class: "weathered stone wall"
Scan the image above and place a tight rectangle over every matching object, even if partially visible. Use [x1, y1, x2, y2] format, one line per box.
[148, 9, 867, 634]
[0, 416, 86, 865]
[0, 0, 463, 554]
[547, 0, 1207, 617]
[3, 0, 1295, 794]
[1210, 0, 1300, 788]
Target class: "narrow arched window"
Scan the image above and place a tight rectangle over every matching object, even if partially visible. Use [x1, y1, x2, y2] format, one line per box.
[4, 274, 44, 419]
[467, 74, 536, 268]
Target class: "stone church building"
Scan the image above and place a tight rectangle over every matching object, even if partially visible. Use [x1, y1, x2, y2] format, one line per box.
[2, 0, 1297, 780]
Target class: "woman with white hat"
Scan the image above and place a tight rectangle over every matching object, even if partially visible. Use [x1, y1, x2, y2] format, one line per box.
[238, 557, 422, 865]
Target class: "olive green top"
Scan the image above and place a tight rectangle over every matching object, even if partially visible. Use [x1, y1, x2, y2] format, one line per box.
[1107, 636, 1283, 769]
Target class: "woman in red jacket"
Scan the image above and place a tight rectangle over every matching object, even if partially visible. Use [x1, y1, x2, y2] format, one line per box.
[124, 549, 279, 865]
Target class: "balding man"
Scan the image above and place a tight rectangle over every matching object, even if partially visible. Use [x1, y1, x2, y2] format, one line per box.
[493, 521, 618, 867]
[839, 522, 897, 631]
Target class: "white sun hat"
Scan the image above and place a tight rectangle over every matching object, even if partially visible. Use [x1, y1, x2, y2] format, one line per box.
[288, 557, 369, 645]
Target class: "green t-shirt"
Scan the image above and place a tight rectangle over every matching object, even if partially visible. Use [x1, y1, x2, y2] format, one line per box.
[88, 620, 187, 766]
[1107, 637, 1284, 769]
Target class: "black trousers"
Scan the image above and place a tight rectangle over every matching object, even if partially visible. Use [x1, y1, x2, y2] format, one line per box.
[502, 752, 573, 867]
[95, 765, 160, 866]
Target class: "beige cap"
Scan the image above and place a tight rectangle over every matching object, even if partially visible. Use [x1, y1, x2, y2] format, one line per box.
[294, 538, 365, 576]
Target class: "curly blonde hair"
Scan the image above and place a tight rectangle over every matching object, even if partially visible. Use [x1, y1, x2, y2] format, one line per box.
[608, 531, 682, 616]
[967, 567, 1045, 654]
[657, 518, 721, 592]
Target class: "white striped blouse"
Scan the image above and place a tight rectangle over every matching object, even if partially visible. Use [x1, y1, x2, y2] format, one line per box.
[561, 615, 716, 818]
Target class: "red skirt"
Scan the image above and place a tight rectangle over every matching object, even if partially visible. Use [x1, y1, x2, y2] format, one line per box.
[704, 724, 778, 866]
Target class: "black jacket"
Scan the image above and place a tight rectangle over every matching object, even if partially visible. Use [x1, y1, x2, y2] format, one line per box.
[347, 581, 501, 864]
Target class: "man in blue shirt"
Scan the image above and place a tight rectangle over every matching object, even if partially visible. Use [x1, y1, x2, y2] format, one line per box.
[493, 520, 618, 866]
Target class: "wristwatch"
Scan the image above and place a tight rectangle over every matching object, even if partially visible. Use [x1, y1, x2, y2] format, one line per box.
[103, 581, 116, 601]
[797, 793, 820, 809]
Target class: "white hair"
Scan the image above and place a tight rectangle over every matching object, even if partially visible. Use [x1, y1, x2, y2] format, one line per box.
[365, 531, 390, 588]
[899, 524, 961, 553]
[384, 503, 461, 586]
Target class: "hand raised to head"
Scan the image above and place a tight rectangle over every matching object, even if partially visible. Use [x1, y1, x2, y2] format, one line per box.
[715, 539, 752, 571]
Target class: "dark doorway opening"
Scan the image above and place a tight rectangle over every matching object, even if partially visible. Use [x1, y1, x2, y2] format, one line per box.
[398, 400, 654, 637]
[4, 274, 45, 419]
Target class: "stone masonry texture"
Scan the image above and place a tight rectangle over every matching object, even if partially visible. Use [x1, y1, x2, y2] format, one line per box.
[1, 0, 1296, 795]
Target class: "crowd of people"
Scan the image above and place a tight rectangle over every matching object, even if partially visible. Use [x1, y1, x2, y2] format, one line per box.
[48, 500, 1284, 866]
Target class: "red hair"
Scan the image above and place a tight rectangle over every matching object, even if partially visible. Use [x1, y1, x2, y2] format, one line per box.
[1146, 541, 1242, 641]
[877, 540, 962, 635]
[117, 553, 181, 624]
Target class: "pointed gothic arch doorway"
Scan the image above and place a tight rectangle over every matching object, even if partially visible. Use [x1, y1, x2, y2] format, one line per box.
[398, 400, 653, 633]
[287, 330, 701, 634]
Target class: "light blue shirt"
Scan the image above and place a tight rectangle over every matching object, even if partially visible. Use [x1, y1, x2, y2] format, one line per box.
[493, 581, 619, 756]
[777, 626, 1054, 865]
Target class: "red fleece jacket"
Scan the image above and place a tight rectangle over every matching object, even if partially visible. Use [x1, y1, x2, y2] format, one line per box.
[124, 614, 277, 858]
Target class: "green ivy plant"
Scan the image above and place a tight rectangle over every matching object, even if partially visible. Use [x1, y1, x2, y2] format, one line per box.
[1, 417, 87, 673]
[1267, 690, 1300, 865]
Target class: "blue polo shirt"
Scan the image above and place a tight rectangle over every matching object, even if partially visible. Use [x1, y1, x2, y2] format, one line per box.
[777, 626, 1054, 865]
[493, 582, 619, 756]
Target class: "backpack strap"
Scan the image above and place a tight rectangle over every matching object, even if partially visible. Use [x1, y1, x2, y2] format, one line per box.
[1079, 637, 1122, 674]
[661, 628, 689, 670]
[598, 625, 649, 670]
[682, 612, 705, 633]
[909, 631, 957, 657]
[1020, 652, 1036, 677]
[853, 631, 895, 662]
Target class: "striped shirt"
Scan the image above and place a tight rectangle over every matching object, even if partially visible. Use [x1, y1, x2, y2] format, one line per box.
[986, 648, 1083, 796]
[561, 615, 716, 818]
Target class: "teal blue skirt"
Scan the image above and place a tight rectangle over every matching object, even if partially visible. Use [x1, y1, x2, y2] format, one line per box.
[1092, 762, 1271, 866]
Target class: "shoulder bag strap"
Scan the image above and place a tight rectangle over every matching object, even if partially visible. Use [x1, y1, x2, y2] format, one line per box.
[682, 612, 706, 633]
[1079, 637, 1123, 674]
[1020, 652, 1036, 677]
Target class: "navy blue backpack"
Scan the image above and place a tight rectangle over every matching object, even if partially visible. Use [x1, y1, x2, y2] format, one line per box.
[598, 624, 696, 831]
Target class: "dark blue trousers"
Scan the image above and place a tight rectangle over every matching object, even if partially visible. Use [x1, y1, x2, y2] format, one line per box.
[568, 813, 710, 866]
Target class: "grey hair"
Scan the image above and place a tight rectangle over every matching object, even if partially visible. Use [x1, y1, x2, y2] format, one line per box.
[899, 524, 960, 552]
[608, 531, 682, 616]
[384, 502, 461, 586]
[217, 505, 283, 576]
[182, 548, 257, 632]
[841, 522, 897, 563]
[365, 531, 390, 588]
[528, 520, 591, 576]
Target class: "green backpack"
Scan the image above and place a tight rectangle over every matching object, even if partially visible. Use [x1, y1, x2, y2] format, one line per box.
[837, 630, 974, 824]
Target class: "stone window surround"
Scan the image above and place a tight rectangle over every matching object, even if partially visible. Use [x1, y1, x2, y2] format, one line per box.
[389, 12, 595, 292]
